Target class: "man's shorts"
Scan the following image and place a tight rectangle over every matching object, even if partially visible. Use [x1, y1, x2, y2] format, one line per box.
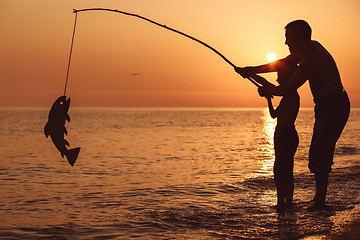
[309, 90, 350, 173]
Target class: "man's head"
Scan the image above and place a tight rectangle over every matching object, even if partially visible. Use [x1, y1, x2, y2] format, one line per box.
[285, 20, 312, 54]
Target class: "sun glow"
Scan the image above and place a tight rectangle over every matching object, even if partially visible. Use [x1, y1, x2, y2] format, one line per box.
[259, 109, 276, 176]
[267, 53, 277, 62]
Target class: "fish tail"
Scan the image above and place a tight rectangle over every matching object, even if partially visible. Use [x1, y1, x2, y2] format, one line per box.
[65, 147, 81, 167]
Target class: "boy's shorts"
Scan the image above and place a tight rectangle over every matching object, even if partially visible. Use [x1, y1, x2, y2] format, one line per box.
[274, 125, 299, 185]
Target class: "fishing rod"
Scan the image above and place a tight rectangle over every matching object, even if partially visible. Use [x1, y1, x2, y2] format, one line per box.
[64, 11, 78, 96]
[52, 8, 260, 166]
[72, 8, 260, 87]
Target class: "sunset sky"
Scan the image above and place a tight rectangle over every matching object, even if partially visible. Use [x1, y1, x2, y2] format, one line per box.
[1, 0, 359, 108]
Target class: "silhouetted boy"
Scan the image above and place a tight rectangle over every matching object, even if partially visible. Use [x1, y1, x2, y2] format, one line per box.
[250, 61, 299, 213]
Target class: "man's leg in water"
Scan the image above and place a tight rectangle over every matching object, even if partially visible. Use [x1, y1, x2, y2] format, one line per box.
[309, 92, 350, 210]
[313, 170, 329, 207]
[309, 139, 333, 209]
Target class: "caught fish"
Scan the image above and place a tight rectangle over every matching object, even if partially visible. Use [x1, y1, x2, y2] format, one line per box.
[44, 96, 80, 166]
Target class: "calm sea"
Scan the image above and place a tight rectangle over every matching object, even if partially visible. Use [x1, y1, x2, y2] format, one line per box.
[1, 108, 359, 239]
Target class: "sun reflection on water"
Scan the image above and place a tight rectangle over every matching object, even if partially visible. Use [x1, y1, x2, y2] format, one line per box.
[259, 108, 276, 176]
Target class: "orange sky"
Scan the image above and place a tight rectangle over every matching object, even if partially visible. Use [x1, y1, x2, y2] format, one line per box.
[1, 0, 360, 108]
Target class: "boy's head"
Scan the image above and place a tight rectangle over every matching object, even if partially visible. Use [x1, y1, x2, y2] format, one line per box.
[277, 62, 297, 84]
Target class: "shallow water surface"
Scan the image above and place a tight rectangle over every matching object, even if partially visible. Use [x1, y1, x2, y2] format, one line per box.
[1, 108, 359, 239]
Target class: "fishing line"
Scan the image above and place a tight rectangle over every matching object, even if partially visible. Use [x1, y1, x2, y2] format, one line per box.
[64, 11, 78, 96]
[71, 8, 260, 87]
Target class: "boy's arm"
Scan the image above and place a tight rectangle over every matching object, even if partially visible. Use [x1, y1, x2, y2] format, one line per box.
[259, 59, 309, 97]
[250, 74, 276, 88]
[268, 93, 299, 119]
[266, 97, 277, 119]
[275, 61, 308, 95]
[267, 96, 291, 119]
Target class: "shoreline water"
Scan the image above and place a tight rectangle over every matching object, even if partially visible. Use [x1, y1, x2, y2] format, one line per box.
[302, 204, 360, 240]
[1, 108, 359, 239]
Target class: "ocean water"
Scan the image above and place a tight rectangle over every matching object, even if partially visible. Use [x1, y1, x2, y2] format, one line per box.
[0, 107, 359, 239]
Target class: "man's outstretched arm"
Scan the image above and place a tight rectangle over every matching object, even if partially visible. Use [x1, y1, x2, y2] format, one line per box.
[234, 53, 301, 77]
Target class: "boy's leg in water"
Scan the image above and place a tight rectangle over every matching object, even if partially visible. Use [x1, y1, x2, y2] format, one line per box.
[285, 178, 294, 207]
[274, 125, 298, 213]
[276, 185, 286, 214]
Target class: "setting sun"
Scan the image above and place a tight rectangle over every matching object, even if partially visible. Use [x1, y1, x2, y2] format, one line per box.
[267, 53, 277, 62]
[0, 0, 359, 108]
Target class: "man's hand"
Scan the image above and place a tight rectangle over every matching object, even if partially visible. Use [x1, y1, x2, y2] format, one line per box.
[234, 66, 255, 78]
[258, 85, 275, 98]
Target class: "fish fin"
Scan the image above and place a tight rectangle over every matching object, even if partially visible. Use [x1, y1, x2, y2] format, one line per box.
[66, 114, 70, 122]
[64, 139, 70, 147]
[65, 147, 81, 167]
[64, 127, 68, 135]
[44, 122, 51, 138]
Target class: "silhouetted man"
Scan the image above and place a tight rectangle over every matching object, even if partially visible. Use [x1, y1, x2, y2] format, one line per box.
[235, 20, 350, 210]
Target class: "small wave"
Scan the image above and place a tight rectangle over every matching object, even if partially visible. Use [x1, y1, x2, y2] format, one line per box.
[335, 146, 358, 156]
[149, 166, 360, 239]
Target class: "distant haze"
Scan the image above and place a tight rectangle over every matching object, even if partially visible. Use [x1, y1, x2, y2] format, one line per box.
[1, 0, 359, 107]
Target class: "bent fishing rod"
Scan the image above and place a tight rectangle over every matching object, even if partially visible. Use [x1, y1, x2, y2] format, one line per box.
[71, 8, 260, 88]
